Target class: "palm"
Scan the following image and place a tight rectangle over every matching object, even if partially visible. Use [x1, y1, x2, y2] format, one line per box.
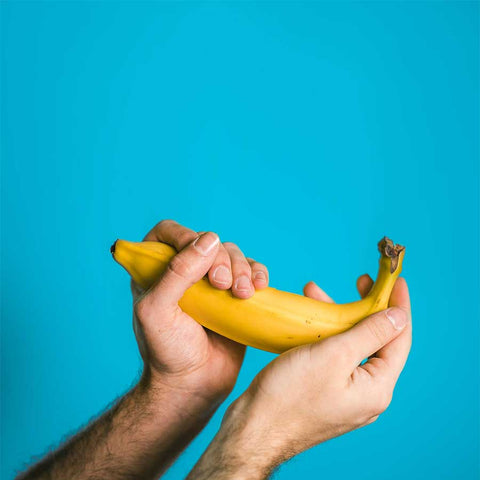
[134, 304, 245, 397]
[251, 279, 357, 397]
[204, 328, 246, 393]
[135, 278, 334, 393]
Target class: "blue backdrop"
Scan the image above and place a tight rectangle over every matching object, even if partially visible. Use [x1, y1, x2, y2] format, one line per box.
[1, 2, 479, 479]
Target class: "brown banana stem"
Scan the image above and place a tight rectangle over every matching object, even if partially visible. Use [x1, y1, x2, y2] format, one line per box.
[366, 237, 406, 311]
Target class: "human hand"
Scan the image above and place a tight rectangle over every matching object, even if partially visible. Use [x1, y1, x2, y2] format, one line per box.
[188, 276, 412, 479]
[132, 220, 270, 407]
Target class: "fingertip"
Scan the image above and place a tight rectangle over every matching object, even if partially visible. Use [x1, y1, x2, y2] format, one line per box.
[395, 277, 408, 296]
[389, 276, 411, 310]
[232, 274, 254, 299]
[253, 279, 267, 290]
[192, 231, 220, 256]
[356, 274, 373, 298]
[252, 270, 268, 289]
[356, 273, 373, 284]
[232, 287, 254, 299]
[211, 283, 232, 291]
[247, 260, 269, 290]
[263, 269, 270, 287]
[303, 280, 316, 295]
[303, 281, 334, 303]
[385, 306, 409, 331]
[208, 265, 233, 290]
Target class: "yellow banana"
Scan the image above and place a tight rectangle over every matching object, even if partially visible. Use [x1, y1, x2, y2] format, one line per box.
[111, 237, 405, 354]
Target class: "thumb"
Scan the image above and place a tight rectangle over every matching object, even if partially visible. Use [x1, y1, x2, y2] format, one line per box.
[144, 231, 220, 310]
[338, 307, 409, 368]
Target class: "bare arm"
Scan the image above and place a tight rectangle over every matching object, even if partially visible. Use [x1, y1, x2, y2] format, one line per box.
[185, 395, 282, 480]
[18, 374, 217, 480]
[17, 221, 271, 480]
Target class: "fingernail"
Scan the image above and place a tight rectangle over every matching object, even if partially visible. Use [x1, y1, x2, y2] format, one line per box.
[193, 232, 219, 256]
[213, 265, 231, 285]
[235, 275, 251, 292]
[253, 271, 266, 284]
[386, 307, 408, 330]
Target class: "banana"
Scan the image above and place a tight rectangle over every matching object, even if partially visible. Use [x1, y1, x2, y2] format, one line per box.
[111, 237, 405, 354]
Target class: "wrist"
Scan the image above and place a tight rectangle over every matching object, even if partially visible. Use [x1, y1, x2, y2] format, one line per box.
[223, 392, 290, 473]
[138, 366, 224, 421]
[188, 392, 288, 480]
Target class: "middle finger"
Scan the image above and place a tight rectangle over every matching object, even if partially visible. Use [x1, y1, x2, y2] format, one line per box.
[223, 242, 254, 299]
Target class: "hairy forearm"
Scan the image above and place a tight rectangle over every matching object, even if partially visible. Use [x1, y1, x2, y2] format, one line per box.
[187, 394, 289, 480]
[18, 375, 219, 480]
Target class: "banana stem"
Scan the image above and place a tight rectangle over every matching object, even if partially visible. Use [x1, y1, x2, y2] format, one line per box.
[366, 237, 405, 311]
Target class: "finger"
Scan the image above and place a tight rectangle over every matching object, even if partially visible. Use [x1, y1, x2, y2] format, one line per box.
[208, 244, 233, 289]
[143, 232, 220, 310]
[194, 230, 234, 290]
[337, 303, 410, 369]
[246, 258, 269, 289]
[303, 281, 335, 303]
[356, 274, 374, 299]
[355, 275, 374, 365]
[143, 219, 198, 251]
[224, 242, 254, 299]
[363, 278, 412, 383]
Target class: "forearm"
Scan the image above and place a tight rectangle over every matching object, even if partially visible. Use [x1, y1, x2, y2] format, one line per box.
[187, 394, 288, 480]
[18, 374, 219, 480]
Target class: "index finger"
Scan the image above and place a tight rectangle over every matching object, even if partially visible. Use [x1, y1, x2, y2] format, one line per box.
[143, 219, 198, 251]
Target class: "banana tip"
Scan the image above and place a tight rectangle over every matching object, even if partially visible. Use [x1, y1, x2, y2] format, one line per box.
[110, 240, 118, 256]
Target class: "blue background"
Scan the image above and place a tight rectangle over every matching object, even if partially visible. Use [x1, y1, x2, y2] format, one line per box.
[1, 1, 479, 479]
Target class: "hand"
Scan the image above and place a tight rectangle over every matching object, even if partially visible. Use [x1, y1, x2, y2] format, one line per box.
[17, 221, 271, 480]
[188, 276, 412, 479]
[132, 220, 270, 406]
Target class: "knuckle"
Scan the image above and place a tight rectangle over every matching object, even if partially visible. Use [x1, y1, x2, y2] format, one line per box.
[341, 342, 357, 363]
[167, 255, 193, 280]
[335, 337, 354, 356]
[320, 336, 340, 352]
[373, 390, 392, 415]
[236, 262, 252, 276]
[223, 241, 236, 250]
[250, 261, 264, 271]
[366, 315, 390, 345]
[177, 230, 197, 247]
[323, 337, 353, 364]
[157, 219, 175, 229]
[214, 246, 231, 261]
[366, 415, 380, 425]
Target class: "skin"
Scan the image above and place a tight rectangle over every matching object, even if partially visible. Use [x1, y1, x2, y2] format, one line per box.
[17, 220, 271, 480]
[130, 220, 270, 403]
[17, 219, 412, 479]
[187, 277, 412, 479]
